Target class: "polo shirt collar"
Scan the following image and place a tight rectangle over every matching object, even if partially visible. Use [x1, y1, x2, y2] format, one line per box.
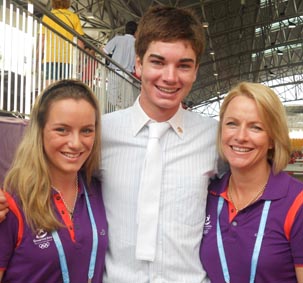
[212, 167, 289, 201]
[262, 169, 289, 200]
[131, 95, 185, 139]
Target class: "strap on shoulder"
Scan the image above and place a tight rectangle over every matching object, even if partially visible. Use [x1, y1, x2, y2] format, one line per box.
[4, 192, 24, 248]
[284, 190, 303, 241]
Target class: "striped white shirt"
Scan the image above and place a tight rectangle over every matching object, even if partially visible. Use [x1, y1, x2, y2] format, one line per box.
[101, 98, 218, 283]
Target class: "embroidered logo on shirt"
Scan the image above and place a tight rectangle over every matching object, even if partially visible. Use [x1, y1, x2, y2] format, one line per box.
[203, 214, 212, 235]
[33, 228, 53, 249]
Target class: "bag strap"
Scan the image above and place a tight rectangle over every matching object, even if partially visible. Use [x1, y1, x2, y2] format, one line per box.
[284, 190, 303, 241]
[4, 191, 24, 248]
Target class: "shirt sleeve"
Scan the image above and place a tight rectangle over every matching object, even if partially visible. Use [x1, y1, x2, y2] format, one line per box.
[0, 209, 19, 269]
[289, 200, 303, 265]
[71, 13, 84, 35]
[104, 37, 117, 54]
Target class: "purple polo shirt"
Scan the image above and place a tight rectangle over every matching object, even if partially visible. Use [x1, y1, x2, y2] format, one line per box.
[0, 175, 108, 283]
[200, 169, 303, 283]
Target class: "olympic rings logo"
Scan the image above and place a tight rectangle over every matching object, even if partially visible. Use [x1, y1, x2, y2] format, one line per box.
[39, 242, 50, 249]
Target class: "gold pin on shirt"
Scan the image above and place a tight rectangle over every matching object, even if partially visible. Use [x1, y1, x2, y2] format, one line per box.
[177, 126, 183, 134]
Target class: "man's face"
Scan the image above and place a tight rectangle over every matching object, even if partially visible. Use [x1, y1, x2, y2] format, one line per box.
[135, 40, 198, 121]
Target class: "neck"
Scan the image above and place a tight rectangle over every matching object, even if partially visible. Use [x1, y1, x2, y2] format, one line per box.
[230, 163, 270, 194]
[50, 173, 78, 194]
[139, 95, 179, 122]
[228, 165, 270, 212]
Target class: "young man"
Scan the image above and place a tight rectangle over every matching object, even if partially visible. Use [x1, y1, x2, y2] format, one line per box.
[0, 5, 220, 283]
[100, 6, 218, 282]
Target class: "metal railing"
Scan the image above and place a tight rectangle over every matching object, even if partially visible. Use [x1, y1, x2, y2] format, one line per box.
[0, 0, 140, 117]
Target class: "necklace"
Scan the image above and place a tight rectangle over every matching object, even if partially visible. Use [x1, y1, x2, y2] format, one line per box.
[52, 176, 79, 217]
[228, 177, 266, 212]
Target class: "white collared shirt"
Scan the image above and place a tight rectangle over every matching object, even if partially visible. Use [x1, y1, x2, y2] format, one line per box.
[101, 98, 218, 283]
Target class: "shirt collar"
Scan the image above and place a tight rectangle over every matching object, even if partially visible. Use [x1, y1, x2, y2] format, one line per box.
[211, 168, 289, 201]
[131, 95, 185, 139]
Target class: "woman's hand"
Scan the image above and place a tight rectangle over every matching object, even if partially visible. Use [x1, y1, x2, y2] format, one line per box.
[0, 190, 8, 222]
[296, 266, 303, 283]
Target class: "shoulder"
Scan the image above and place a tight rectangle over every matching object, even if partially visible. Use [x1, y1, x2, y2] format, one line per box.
[280, 174, 303, 240]
[184, 110, 218, 128]
[101, 108, 134, 141]
[1, 192, 24, 247]
[209, 172, 230, 194]
[105, 35, 121, 45]
[90, 176, 102, 191]
[102, 107, 132, 126]
[273, 171, 303, 196]
[69, 11, 81, 21]
[64, 9, 76, 16]
[183, 111, 218, 142]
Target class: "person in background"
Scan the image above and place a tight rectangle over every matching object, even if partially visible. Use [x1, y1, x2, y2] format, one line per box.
[200, 81, 303, 283]
[103, 20, 137, 73]
[0, 80, 108, 283]
[103, 20, 138, 110]
[100, 6, 219, 283]
[40, 0, 84, 85]
[83, 45, 97, 85]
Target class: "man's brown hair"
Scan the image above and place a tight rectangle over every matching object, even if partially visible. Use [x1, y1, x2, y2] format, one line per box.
[135, 5, 205, 65]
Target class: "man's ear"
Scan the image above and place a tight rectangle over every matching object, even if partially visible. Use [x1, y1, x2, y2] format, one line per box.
[135, 56, 142, 78]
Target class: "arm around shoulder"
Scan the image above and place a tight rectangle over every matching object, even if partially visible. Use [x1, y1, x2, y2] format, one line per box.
[0, 269, 4, 282]
[296, 266, 303, 283]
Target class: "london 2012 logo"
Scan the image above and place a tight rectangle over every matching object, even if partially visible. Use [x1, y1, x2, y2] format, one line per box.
[33, 228, 53, 249]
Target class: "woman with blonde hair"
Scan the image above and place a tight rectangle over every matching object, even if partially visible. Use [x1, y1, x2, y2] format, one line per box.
[0, 80, 107, 283]
[200, 81, 303, 283]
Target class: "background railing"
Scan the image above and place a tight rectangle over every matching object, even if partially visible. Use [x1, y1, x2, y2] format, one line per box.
[0, 0, 141, 117]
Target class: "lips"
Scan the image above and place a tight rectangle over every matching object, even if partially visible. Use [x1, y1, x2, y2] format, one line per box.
[157, 86, 180, 94]
[231, 146, 251, 153]
[62, 152, 81, 159]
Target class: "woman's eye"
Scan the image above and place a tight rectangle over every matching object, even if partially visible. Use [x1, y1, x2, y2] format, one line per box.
[226, 121, 236, 126]
[55, 127, 66, 133]
[82, 128, 94, 134]
[251, 125, 262, 131]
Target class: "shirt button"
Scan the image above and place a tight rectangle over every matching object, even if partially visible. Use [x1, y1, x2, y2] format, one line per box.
[231, 221, 237, 226]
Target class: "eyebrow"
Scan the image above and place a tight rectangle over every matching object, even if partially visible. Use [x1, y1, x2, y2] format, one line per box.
[51, 122, 95, 127]
[148, 54, 195, 64]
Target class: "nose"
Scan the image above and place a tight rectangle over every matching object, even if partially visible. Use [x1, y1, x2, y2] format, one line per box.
[235, 125, 248, 142]
[162, 65, 177, 83]
[68, 132, 82, 148]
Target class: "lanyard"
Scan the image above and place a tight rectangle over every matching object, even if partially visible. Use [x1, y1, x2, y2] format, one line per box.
[216, 197, 271, 283]
[52, 179, 98, 283]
